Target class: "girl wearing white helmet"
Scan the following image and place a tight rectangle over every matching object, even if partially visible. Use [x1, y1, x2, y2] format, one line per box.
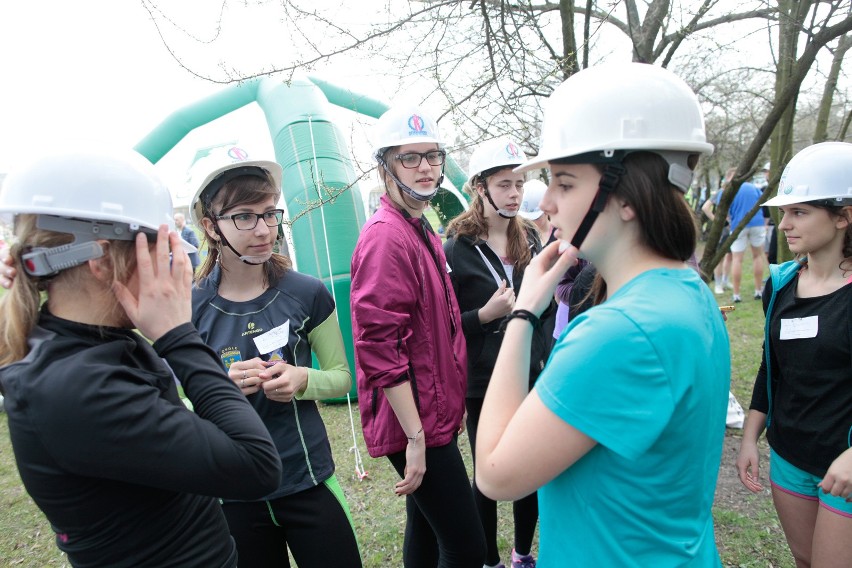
[519, 179, 556, 246]
[736, 141, 852, 567]
[0, 148, 281, 567]
[189, 146, 362, 568]
[350, 105, 487, 567]
[443, 137, 548, 568]
[474, 63, 730, 566]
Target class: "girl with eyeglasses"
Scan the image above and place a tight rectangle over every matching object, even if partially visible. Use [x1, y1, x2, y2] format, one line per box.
[190, 147, 362, 568]
[350, 105, 487, 567]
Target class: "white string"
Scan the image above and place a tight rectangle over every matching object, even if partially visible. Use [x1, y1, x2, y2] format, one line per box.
[307, 115, 368, 480]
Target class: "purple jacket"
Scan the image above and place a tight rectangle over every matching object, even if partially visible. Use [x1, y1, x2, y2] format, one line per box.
[350, 195, 467, 458]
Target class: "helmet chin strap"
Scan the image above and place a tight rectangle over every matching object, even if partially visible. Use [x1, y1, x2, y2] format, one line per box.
[379, 158, 443, 202]
[569, 162, 626, 249]
[482, 187, 518, 219]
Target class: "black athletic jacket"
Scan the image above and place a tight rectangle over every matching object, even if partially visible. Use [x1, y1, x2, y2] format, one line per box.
[443, 230, 553, 398]
[0, 310, 281, 568]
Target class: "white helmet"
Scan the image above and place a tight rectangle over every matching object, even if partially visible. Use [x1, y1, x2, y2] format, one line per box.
[0, 147, 192, 276]
[467, 138, 528, 218]
[517, 62, 714, 192]
[189, 145, 283, 226]
[371, 105, 445, 158]
[519, 179, 547, 220]
[467, 138, 528, 186]
[764, 142, 852, 207]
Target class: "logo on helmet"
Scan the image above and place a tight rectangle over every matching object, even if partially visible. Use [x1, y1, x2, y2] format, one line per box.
[228, 147, 249, 161]
[506, 143, 521, 158]
[408, 115, 428, 136]
[783, 185, 793, 195]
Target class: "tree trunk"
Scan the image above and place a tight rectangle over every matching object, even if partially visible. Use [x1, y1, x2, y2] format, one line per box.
[559, 0, 579, 78]
[814, 34, 852, 143]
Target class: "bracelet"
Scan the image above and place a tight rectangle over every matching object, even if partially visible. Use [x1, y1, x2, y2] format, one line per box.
[499, 309, 541, 332]
[407, 427, 423, 444]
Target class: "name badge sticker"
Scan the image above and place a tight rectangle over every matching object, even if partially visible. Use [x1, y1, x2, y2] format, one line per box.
[779, 316, 818, 340]
[253, 320, 290, 355]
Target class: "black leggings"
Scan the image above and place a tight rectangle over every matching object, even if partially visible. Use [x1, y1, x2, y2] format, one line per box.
[467, 397, 539, 566]
[221, 477, 361, 568]
[387, 437, 486, 568]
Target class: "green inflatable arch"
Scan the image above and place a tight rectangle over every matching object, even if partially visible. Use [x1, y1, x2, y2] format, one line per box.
[134, 76, 468, 401]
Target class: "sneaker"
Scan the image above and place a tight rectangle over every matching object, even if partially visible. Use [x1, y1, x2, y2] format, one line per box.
[754, 291, 762, 300]
[733, 294, 742, 303]
[511, 549, 536, 568]
[714, 283, 724, 295]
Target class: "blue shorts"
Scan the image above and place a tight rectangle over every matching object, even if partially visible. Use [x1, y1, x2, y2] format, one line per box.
[770, 449, 852, 517]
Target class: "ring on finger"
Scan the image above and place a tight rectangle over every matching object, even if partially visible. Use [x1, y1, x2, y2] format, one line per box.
[240, 379, 246, 388]
[242, 370, 247, 380]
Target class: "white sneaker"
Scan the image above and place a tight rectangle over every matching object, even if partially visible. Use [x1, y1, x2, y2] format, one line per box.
[714, 284, 724, 295]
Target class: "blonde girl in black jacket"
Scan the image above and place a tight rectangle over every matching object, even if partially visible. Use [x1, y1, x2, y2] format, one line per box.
[0, 149, 280, 568]
[443, 138, 549, 568]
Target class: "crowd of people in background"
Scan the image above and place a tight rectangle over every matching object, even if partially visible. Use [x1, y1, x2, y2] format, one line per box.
[0, 61, 851, 568]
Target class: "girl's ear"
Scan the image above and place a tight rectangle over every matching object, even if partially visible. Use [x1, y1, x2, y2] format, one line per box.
[474, 178, 489, 200]
[86, 241, 113, 283]
[617, 198, 637, 222]
[837, 206, 852, 229]
[201, 217, 219, 241]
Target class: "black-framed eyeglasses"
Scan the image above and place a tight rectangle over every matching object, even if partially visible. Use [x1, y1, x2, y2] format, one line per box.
[395, 150, 446, 169]
[215, 209, 285, 231]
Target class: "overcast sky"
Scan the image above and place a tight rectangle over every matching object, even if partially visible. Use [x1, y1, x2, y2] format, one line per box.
[0, 0, 408, 200]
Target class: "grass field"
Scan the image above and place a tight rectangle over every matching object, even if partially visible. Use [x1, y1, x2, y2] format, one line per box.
[0, 252, 795, 567]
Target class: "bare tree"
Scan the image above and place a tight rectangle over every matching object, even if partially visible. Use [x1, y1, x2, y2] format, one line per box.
[813, 33, 852, 142]
[141, 0, 782, 152]
[141, 0, 852, 276]
[699, 1, 852, 278]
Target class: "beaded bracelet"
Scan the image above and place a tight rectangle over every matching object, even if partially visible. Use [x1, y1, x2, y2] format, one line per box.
[499, 309, 541, 332]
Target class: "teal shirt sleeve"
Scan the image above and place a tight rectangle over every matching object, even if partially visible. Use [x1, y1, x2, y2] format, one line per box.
[298, 310, 352, 401]
[536, 306, 674, 461]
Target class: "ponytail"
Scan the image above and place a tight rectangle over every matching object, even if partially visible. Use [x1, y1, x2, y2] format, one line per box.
[0, 216, 72, 366]
[0, 215, 138, 367]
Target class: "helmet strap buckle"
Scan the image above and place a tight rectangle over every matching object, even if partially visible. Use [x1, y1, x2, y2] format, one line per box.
[22, 241, 104, 277]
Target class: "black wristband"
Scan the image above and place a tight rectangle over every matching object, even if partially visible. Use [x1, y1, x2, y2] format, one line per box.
[499, 309, 541, 332]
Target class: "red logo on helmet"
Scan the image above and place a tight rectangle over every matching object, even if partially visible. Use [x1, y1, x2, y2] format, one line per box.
[408, 115, 428, 136]
[506, 143, 521, 158]
[228, 147, 249, 161]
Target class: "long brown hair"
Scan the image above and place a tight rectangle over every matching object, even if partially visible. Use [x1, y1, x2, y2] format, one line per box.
[196, 173, 291, 287]
[446, 167, 534, 272]
[0, 215, 136, 367]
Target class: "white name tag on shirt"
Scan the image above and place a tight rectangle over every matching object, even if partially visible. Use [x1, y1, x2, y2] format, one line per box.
[253, 320, 290, 355]
[780, 316, 818, 340]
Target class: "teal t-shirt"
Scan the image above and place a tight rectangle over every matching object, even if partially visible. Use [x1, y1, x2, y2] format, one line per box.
[535, 268, 729, 567]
